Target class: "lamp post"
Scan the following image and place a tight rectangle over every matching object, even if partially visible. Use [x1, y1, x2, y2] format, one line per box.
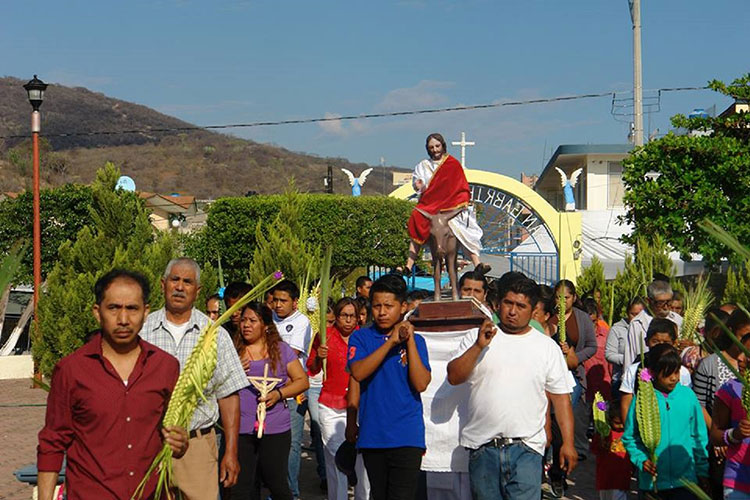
[23, 75, 48, 315]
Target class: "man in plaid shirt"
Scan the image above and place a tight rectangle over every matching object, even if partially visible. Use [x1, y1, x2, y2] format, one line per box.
[141, 257, 248, 500]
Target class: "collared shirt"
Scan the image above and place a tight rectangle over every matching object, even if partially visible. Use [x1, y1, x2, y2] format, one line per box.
[622, 309, 683, 370]
[141, 307, 249, 430]
[37, 334, 179, 500]
[308, 325, 354, 410]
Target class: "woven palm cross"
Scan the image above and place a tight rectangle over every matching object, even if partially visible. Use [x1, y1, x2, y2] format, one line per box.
[248, 363, 283, 438]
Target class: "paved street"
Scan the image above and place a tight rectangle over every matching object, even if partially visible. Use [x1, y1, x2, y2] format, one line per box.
[0, 378, 610, 499]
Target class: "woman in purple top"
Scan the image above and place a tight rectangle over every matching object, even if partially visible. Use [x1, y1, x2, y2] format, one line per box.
[231, 302, 309, 500]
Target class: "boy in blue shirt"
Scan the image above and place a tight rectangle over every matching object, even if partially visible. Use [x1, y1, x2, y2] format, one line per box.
[348, 274, 431, 500]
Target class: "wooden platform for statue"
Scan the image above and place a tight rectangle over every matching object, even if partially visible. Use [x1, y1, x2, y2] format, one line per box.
[409, 297, 489, 332]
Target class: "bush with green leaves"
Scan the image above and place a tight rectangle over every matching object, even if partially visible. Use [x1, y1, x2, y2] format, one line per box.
[577, 235, 675, 323]
[0, 184, 93, 283]
[186, 193, 413, 283]
[33, 163, 181, 376]
[622, 74, 750, 269]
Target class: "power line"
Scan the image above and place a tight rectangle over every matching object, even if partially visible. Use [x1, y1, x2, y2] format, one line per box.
[0, 86, 709, 140]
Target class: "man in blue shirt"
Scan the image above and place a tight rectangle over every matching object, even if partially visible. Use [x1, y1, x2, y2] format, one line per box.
[348, 274, 431, 500]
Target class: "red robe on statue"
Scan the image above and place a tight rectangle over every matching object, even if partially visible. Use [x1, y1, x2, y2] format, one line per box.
[408, 155, 470, 244]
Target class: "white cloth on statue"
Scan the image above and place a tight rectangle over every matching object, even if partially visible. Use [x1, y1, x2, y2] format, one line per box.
[415, 326, 473, 473]
[318, 402, 370, 500]
[412, 158, 483, 256]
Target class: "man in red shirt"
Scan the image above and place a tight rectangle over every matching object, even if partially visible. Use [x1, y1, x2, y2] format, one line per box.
[37, 269, 189, 500]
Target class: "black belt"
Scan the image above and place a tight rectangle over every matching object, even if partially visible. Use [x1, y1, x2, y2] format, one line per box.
[189, 426, 214, 439]
[481, 437, 524, 448]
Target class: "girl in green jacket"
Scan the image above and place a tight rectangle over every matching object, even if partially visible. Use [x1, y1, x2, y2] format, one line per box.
[622, 344, 710, 496]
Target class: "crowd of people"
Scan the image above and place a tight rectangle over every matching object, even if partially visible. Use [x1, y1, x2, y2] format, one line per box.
[33, 255, 750, 500]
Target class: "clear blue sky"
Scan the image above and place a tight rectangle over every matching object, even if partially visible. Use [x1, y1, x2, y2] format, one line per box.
[3, 0, 748, 180]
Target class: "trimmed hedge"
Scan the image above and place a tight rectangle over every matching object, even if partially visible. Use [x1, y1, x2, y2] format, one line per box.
[189, 195, 414, 281]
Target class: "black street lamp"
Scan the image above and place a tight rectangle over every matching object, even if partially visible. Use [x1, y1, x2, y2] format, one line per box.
[22, 75, 48, 322]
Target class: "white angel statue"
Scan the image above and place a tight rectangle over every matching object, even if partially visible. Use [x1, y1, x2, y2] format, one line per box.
[341, 168, 373, 196]
[555, 167, 583, 211]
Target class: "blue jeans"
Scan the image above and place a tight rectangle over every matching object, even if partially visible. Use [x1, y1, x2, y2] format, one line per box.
[288, 397, 305, 497]
[468, 442, 542, 500]
[307, 385, 327, 481]
[725, 488, 750, 499]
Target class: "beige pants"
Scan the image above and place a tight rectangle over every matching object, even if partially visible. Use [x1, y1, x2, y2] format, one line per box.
[172, 428, 219, 500]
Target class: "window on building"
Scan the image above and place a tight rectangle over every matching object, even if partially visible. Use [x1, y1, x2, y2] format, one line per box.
[608, 161, 624, 208]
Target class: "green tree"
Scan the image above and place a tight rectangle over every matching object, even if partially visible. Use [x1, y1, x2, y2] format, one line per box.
[622, 74, 750, 268]
[248, 184, 320, 287]
[188, 193, 413, 282]
[33, 163, 179, 376]
[0, 184, 93, 282]
[723, 261, 750, 306]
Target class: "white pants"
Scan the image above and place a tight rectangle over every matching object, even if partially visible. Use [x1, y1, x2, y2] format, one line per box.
[319, 402, 370, 500]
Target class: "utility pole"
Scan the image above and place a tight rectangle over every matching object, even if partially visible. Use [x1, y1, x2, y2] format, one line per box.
[324, 164, 333, 193]
[630, 0, 644, 147]
[380, 156, 386, 195]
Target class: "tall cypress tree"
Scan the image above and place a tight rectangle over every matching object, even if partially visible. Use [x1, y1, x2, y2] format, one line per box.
[33, 163, 179, 376]
[248, 180, 319, 288]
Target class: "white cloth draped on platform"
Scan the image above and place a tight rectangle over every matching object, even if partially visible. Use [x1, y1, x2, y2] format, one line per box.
[417, 326, 476, 500]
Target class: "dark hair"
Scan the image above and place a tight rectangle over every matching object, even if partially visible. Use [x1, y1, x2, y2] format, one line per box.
[224, 281, 253, 304]
[334, 297, 359, 318]
[554, 279, 585, 311]
[207, 293, 221, 304]
[671, 291, 683, 302]
[355, 276, 372, 289]
[646, 318, 677, 341]
[645, 343, 681, 378]
[537, 285, 556, 316]
[425, 133, 447, 155]
[237, 302, 284, 375]
[459, 270, 488, 292]
[488, 271, 528, 307]
[272, 279, 300, 300]
[628, 297, 647, 314]
[727, 309, 750, 335]
[407, 289, 431, 304]
[653, 272, 671, 283]
[94, 269, 150, 305]
[583, 297, 599, 317]
[501, 278, 539, 308]
[370, 274, 408, 303]
[705, 307, 730, 350]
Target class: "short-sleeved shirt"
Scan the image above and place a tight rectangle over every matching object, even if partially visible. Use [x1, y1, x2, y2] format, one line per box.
[717, 379, 750, 493]
[619, 361, 691, 394]
[450, 326, 570, 454]
[141, 307, 249, 430]
[347, 326, 431, 449]
[273, 310, 312, 362]
[239, 342, 300, 435]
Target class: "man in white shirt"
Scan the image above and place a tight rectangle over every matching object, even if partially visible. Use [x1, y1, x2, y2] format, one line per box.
[447, 278, 577, 500]
[271, 279, 313, 499]
[622, 279, 684, 371]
